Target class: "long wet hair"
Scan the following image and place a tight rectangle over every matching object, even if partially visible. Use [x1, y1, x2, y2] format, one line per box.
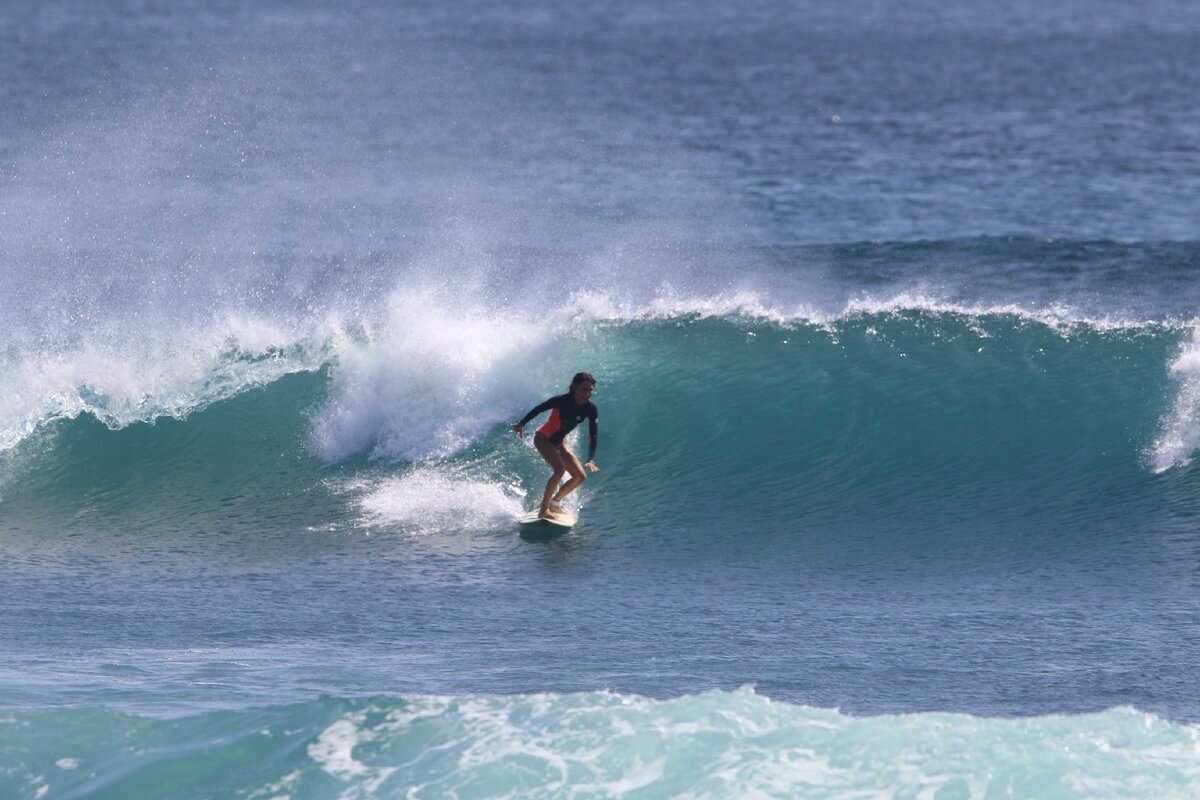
[569, 372, 597, 392]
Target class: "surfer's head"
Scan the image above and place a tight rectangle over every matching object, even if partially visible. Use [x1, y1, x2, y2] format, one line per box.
[570, 372, 596, 402]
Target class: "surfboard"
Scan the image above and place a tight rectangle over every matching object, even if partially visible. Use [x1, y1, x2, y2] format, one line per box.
[518, 509, 578, 530]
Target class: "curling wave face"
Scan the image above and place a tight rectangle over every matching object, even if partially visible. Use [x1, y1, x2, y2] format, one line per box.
[2, 287, 1198, 540]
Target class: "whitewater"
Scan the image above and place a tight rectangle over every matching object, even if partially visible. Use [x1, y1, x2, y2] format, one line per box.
[4, 1, 1200, 797]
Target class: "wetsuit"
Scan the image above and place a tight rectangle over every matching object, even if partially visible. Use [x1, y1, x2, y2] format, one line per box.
[519, 394, 598, 461]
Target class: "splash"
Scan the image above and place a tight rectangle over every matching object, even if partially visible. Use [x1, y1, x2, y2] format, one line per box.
[307, 285, 577, 465]
[1150, 326, 1200, 472]
[348, 465, 525, 532]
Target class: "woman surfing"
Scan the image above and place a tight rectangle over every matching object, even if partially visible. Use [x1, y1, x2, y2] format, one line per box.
[513, 372, 600, 520]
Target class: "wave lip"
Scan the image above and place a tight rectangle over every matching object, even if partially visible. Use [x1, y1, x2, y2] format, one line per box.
[0, 316, 334, 454]
[565, 283, 1193, 334]
[4, 690, 1200, 799]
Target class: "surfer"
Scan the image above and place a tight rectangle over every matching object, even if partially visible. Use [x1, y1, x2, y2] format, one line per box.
[513, 372, 600, 520]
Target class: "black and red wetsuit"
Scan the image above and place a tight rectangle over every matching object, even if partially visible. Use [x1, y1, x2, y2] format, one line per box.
[519, 394, 599, 461]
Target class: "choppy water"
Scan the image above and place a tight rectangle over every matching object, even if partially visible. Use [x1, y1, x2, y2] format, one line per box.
[4, 1, 1200, 797]
[6, 691, 1200, 799]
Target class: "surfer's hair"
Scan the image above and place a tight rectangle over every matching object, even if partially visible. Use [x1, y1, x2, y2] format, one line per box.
[570, 372, 597, 391]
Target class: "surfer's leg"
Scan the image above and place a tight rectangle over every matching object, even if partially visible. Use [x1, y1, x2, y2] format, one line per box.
[552, 445, 587, 504]
[534, 433, 566, 517]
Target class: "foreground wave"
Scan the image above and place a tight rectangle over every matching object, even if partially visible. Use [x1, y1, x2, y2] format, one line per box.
[3, 689, 1198, 799]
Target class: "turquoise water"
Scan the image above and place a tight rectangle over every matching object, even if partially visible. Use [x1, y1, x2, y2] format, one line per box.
[2, 311, 1193, 535]
[6, 690, 1200, 799]
[4, 1, 1200, 796]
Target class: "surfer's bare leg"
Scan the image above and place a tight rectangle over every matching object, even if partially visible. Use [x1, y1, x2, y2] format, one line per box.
[533, 433, 566, 518]
[551, 445, 587, 505]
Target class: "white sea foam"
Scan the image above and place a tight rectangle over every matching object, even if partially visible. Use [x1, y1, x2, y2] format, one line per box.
[8, 690, 1200, 798]
[350, 465, 525, 532]
[302, 689, 1200, 799]
[308, 713, 397, 796]
[1150, 327, 1200, 472]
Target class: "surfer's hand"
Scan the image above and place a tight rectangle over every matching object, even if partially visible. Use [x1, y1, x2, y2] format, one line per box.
[584, 460, 599, 473]
[512, 424, 524, 437]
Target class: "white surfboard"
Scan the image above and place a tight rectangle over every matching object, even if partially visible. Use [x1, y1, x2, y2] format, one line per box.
[518, 509, 578, 530]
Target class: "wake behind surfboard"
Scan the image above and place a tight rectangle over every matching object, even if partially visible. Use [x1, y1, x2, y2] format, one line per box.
[518, 509, 578, 530]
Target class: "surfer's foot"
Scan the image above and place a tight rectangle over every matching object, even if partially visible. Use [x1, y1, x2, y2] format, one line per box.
[550, 500, 564, 511]
[539, 507, 561, 520]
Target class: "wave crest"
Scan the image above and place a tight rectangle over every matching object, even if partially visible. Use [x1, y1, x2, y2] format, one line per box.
[0, 314, 332, 452]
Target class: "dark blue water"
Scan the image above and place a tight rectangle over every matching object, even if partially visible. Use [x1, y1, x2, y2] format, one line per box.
[3, 1, 1200, 796]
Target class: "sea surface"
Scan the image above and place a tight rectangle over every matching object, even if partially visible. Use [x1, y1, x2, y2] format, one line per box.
[3, 1, 1200, 797]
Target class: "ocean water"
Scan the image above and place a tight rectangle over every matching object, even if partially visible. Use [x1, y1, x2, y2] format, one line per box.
[3, 1, 1200, 797]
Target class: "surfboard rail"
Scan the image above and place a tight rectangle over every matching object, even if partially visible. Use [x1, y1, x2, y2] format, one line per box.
[518, 509, 578, 529]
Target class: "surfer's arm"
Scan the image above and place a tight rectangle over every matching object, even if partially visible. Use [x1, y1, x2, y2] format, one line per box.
[515, 397, 557, 434]
[585, 411, 598, 467]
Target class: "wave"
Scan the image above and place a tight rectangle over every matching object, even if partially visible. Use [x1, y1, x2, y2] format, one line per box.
[3, 689, 1198, 799]
[5, 236, 1198, 456]
[3, 290, 1199, 530]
